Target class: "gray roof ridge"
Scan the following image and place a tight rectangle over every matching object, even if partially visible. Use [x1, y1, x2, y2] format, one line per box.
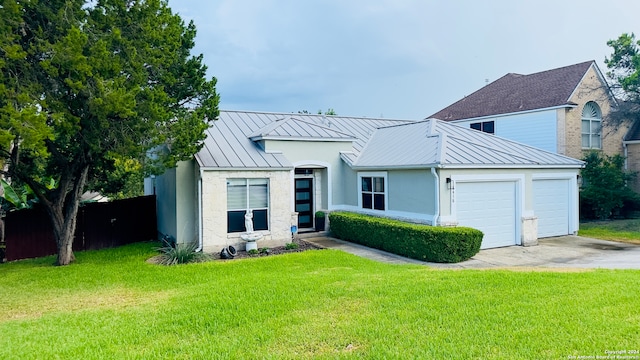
[219, 109, 417, 122]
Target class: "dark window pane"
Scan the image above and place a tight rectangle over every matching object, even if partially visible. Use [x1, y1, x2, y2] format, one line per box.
[362, 177, 372, 192]
[470, 123, 482, 131]
[252, 209, 268, 231]
[227, 211, 246, 233]
[362, 193, 372, 209]
[374, 194, 385, 210]
[483, 121, 494, 134]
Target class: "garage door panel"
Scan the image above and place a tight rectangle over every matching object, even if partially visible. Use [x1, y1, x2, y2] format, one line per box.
[534, 179, 570, 238]
[456, 181, 517, 249]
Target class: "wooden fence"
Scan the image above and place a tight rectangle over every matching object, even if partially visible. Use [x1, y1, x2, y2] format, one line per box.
[4, 195, 157, 261]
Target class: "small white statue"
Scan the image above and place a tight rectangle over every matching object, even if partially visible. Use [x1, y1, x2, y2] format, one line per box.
[244, 210, 254, 233]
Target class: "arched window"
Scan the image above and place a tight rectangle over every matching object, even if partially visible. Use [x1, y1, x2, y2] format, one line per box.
[581, 102, 602, 149]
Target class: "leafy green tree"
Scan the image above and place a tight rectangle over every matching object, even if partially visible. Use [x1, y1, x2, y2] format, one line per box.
[580, 152, 638, 219]
[605, 33, 640, 126]
[0, 0, 219, 265]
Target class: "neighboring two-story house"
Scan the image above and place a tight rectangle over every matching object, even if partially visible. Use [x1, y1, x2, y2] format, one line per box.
[429, 60, 630, 169]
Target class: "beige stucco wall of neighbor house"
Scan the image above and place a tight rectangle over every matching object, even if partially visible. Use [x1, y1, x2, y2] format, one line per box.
[200, 169, 294, 253]
[562, 66, 628, 160]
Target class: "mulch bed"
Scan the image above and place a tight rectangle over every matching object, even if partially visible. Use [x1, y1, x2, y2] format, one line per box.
[219, 238, 324, 260]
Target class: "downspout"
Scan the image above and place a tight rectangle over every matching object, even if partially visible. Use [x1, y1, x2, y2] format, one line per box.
[196, 169, 204, 252]
[431, 167, 440, 226]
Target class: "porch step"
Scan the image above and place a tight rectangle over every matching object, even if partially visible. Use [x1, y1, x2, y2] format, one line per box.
[296, 231, 329, 239]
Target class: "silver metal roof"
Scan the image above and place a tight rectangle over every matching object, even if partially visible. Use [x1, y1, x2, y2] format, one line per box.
[196, 110, 411, 169]
[346, 119, 585, 169]
[248, 116, 355, 142]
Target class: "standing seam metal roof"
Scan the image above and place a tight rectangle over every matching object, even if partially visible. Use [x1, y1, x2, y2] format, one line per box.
[348, 119, 584, 168]
[195, 110, 412, 169]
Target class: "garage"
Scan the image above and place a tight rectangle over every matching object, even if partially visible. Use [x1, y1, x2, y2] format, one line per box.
[456, 181, 518, 249]
[533, 179, 571, 238]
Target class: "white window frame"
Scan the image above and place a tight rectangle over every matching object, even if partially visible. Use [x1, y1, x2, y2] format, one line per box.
[581, 102, 602, 149]
[357, 171, 388, 211]
[226, 178, 270, 233]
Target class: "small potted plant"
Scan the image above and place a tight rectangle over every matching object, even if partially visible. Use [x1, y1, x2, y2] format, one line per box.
[315, 210, 326, 232]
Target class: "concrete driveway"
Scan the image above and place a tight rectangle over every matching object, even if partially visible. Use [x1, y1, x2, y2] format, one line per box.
[305, 235, 640, 269]
[441, 236, 640, 270]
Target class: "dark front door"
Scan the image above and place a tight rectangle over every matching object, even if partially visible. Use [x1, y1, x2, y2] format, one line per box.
[295, 178, 314, 229]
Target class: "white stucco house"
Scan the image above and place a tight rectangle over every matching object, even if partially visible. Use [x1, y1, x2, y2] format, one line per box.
[148, 110, 583, 253]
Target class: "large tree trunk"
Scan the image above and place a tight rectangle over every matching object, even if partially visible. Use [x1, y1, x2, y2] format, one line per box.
[42, 165, 89, 266]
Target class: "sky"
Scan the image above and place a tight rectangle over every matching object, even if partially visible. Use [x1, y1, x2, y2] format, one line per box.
[167, 0, 640, 120]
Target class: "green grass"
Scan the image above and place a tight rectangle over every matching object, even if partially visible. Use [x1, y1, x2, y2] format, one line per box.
[579, 218, 640, 244]
[1, 242, 639, 359]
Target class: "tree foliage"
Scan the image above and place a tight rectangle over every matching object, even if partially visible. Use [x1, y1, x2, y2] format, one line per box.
[605, 33, 640, 126]
[0, 0, 219, 265]
[580, 152, 639, 220]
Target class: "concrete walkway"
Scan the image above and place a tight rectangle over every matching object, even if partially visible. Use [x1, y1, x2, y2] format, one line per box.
[304, 235, 640, 269]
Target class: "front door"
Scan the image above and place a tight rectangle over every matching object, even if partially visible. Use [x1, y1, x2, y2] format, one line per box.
[295, 178, 314, 229]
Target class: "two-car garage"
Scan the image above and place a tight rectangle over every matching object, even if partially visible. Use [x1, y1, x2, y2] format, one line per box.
[451, 174, 578, 249]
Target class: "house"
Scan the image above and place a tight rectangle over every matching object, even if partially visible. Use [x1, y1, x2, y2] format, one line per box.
[429, 61, 629, 165]
[150, 110, 583, 252]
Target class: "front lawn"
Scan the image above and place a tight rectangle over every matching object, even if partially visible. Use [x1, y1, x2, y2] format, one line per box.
[0, 242, 638, 359]
[579, 218, 640, 244]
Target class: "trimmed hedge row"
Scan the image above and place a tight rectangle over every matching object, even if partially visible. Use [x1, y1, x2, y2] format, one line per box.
[328, 211, 483, 263]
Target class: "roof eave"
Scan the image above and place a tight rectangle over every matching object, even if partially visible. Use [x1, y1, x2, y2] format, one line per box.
[198, 166, 294, 171]
[249, 135, 354, 142]
[443, 104, 578, 123]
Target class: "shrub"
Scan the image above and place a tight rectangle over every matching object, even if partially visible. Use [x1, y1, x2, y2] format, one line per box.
[285, 242, 299, 250]
[156, 242, 210, 265]
[328, 212, 482, 263]
[247, 249, 259, 255]
[580, 151, 639, 220]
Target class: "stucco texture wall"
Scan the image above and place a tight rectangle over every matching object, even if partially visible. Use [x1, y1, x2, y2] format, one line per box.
[200, 169, 293, 253]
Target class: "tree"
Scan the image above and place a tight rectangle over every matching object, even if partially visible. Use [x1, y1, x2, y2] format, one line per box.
[605, 33, 640, 127]
[580, 151, 638, 219]
[297, 108, 337, 115]
[0, 0, 219, 265]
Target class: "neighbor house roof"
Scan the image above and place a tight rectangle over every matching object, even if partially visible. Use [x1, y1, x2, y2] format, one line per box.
[343, 119, 584, 169]
[195, 110, 411, 169]
[429, 61, 596, 121]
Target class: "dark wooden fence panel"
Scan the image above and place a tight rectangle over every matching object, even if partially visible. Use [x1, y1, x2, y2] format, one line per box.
[4, 206, 57, 261]
[4, 195, 157, 261]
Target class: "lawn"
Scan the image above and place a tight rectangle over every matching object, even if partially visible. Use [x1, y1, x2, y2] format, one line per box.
[1, 242, 639, 359]
[579, 218, 640, 244]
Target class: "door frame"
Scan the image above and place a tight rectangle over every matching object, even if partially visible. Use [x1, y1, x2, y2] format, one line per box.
[294, 173, 315, 230]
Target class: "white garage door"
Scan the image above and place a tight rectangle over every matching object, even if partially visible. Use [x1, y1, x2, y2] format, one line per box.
[533, 179, 570, 238]
[456, 181, 517, 249]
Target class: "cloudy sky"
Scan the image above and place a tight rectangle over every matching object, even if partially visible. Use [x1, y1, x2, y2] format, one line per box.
[168, 0, 640, 120]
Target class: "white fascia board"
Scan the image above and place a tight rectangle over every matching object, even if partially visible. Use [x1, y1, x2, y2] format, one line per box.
[623, 140, 640, 145]
[446, 104, 577, 123]
[439, 164, 584, 169]
[198, 166, 293, 171]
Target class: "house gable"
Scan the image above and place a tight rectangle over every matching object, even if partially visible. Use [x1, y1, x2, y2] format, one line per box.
[429, 61, 594, 121]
